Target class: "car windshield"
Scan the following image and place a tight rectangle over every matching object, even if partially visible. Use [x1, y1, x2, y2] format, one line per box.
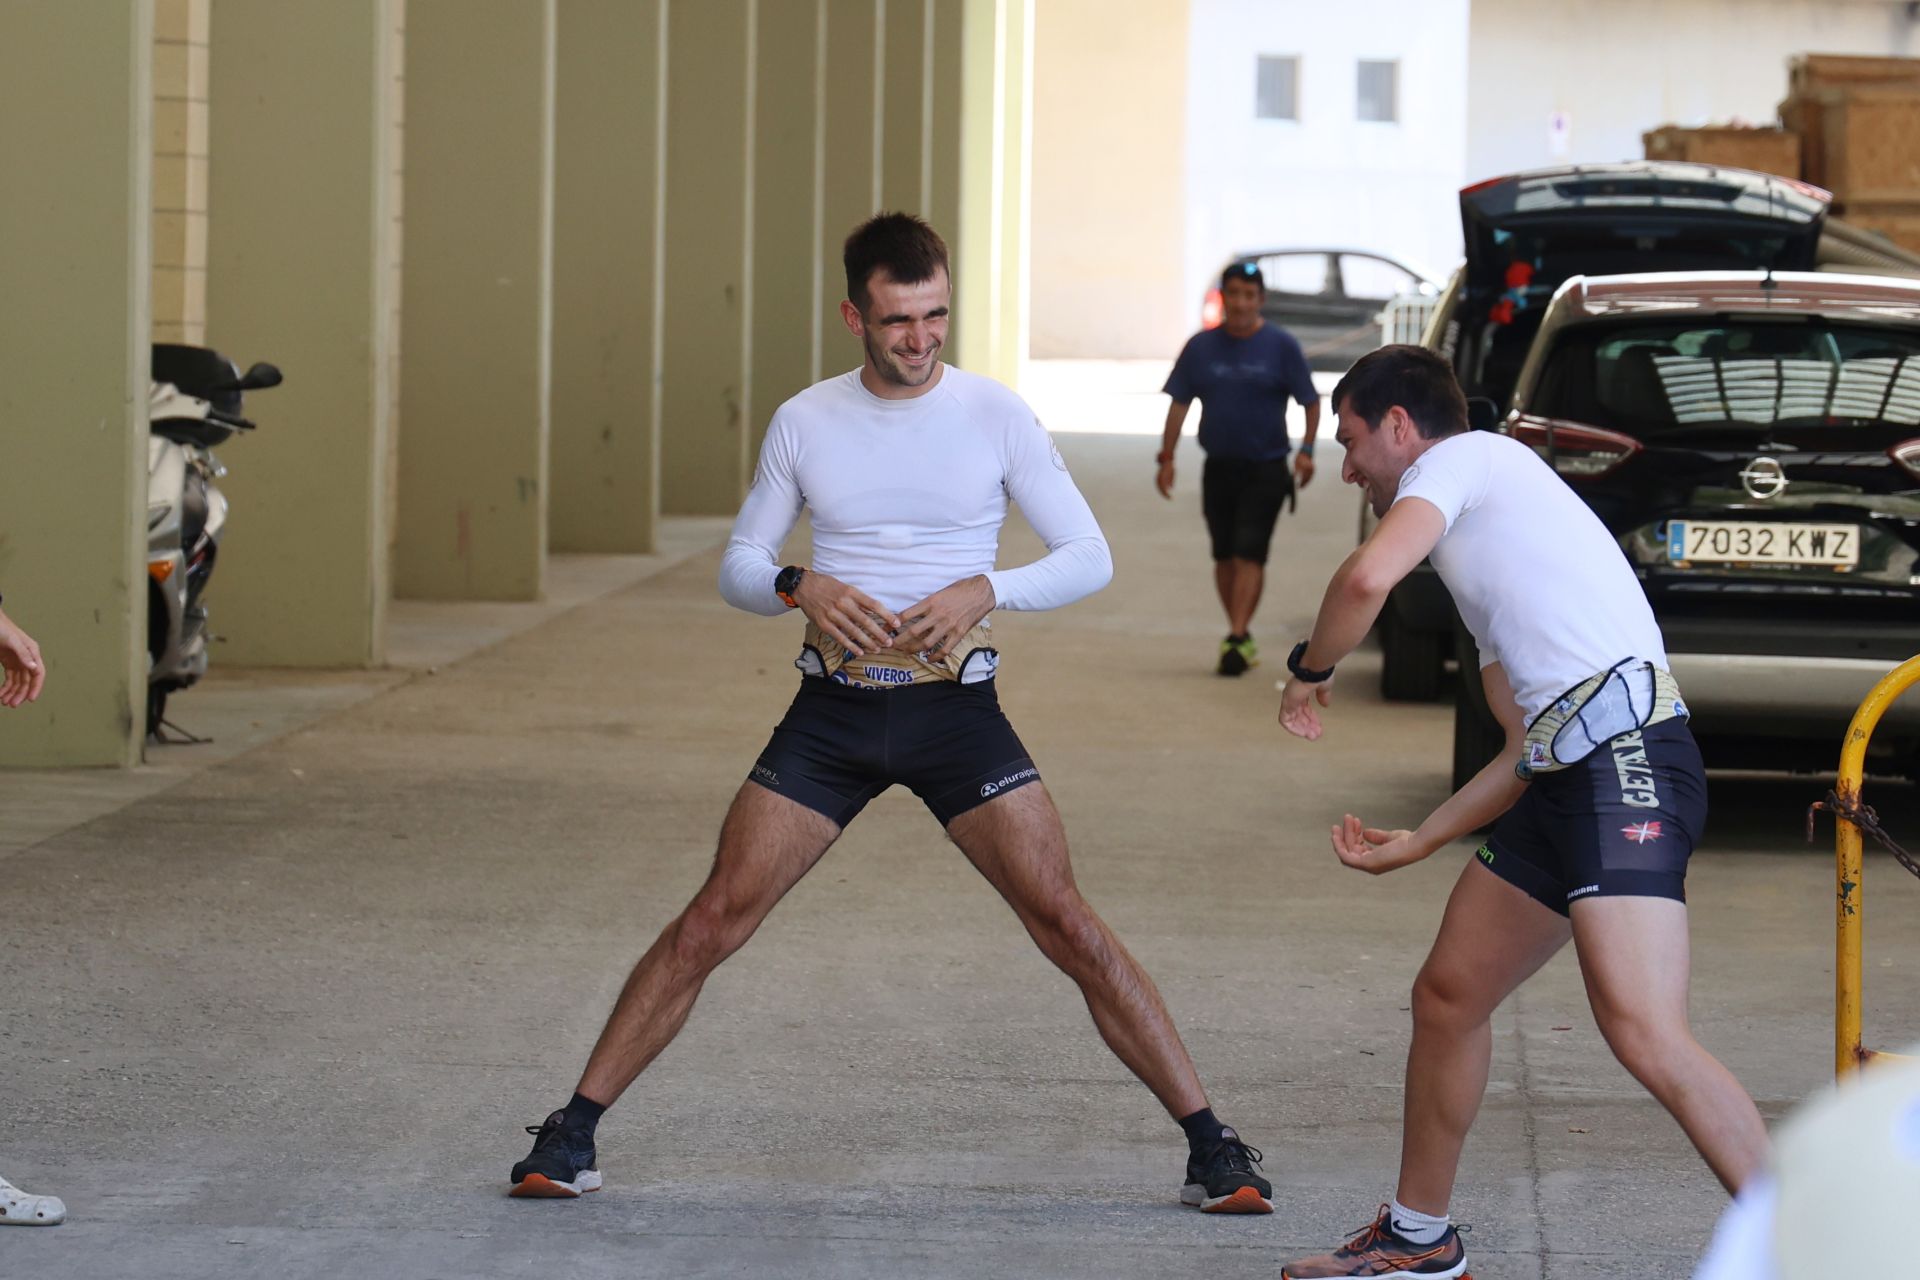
[1529, 316, 1920, 434]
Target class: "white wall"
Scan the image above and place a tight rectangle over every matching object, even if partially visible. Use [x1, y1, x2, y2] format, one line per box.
[1467, 0, 1918, 184]
[1183, 0, 1470, 316]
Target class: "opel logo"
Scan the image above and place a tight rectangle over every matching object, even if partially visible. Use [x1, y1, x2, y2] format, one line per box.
[1739, 457, 1788, 500]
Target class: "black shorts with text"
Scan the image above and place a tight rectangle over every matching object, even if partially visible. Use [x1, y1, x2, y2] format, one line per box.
[1201, 455, 1293, 564]
[1478, 718, 1707, 916]
[746, 677, 1040, 829]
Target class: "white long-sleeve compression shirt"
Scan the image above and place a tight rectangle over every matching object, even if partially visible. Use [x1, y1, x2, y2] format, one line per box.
[718, 365, 1112, 618]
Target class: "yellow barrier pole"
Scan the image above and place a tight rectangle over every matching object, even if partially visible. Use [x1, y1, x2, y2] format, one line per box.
[1835, 654, 1920, 1079]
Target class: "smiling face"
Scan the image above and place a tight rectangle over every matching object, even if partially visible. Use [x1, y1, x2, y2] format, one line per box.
[842, 266, 951, 399]
[1335, 396, 1424, 517]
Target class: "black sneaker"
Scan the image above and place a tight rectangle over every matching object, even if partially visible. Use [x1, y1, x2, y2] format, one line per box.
[1218, 636, 1250, 677]
[1281, 1204, 1468, 1278]
[509, 1110, 603, 1198]
[1180, 1126, 1273, 1213]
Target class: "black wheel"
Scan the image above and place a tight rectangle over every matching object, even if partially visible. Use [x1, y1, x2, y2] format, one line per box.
[1450, 633, 1504, 793]
[1379, 605, 1445, 702]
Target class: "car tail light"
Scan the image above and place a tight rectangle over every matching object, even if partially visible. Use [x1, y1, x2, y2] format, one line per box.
[1460, 174, 1512, 196]
[1507, 414, 1642, 479]
[1201, 287, 1223, 330]
[1892, 438, 1920, 482]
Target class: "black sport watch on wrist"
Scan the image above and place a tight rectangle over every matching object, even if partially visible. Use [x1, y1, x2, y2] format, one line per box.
[1286, 640, 1335, 683]
[774, 564, 806, 609]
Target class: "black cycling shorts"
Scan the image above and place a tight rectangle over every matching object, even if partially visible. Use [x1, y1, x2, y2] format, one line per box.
[1478, 718, 1707, 916]
[1201, 456, 1293, 564]
[746, 677, 1041, 829]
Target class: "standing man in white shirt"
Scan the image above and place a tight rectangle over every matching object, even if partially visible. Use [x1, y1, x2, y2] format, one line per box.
[0, 594, 63, 1228]
[508, 213, 1273, 1216]
[1272, 345, 1768, 1279]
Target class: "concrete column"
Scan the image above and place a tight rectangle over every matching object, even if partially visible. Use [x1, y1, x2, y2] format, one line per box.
[879, 0, 929, 214]
[550, 0, 665, 552]
[396, 0, 554, 599]
[204, 0, 398, 666]
[952, 0, 1031, 385]
[659, 0, 754, 515]
[153, 0, 210, 347]
[749, 0, 824, 452]
[817, 0, 880, 378]
[0, 1, 151, 767]
[928, 0, 965, 344]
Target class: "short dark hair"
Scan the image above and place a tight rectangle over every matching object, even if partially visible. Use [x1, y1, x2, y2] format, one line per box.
[1220, 261, 1264, 292]
[844, 212, 950, 312]
[1330, 344, 1468, 440]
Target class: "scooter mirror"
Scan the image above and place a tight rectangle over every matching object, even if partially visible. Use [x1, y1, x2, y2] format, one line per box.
[237, 362, 283, 390]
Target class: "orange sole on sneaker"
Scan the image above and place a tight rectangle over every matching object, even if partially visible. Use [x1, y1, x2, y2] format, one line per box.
[509, 1173, 600, 1199]
[1200, 1186, 1273, 1214]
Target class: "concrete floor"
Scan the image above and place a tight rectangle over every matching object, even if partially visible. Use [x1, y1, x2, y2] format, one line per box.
[3, 433, 1917, 1279]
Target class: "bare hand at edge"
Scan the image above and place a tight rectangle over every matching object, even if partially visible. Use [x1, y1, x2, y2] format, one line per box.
[1279, 673, 1334, 739]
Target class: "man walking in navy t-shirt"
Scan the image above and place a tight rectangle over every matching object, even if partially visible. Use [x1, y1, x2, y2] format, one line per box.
[1157, 261, 1321, 675]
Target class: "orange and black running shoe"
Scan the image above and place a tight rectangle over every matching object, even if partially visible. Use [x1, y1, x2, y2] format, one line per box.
[1180, 1127, 1273, 1213]
[1281, 1204, 1468, 1278]
[509, 1110, 603, 1198]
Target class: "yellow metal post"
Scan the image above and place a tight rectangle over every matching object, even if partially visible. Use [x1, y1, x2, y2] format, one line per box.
[1834, 654, 1920, 1079]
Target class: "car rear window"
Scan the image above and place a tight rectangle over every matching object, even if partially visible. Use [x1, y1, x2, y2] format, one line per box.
[1531, 318, 1920, 433]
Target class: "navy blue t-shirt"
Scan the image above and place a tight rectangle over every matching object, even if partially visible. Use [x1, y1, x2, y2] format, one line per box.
[1163, 324, 1319, 462]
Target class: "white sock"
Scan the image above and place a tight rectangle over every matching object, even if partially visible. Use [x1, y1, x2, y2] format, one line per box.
[1388, 1198, 1450, 1245]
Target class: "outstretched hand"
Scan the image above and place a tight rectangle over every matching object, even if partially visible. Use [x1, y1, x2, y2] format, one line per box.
[1278, 674, 1334, 739]
[0, 607, 46, 709]
[1329, 813, 1426, 875]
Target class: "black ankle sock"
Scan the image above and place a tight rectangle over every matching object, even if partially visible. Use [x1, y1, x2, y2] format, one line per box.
[1178, 1106, 1226, 1148]
[1227, 633, 1249, 644]
[561, 1091, 607, 1133]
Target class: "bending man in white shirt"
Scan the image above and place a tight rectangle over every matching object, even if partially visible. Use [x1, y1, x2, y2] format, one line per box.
[507, 213, 1273, 1216]
[1273, 345, 1768, 1280]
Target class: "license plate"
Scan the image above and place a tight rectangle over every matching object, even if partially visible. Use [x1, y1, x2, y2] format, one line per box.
[1666, 520, 1858, 567]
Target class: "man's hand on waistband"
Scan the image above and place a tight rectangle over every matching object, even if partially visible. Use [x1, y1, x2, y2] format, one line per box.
[793, 571, 899, 659]
[895, 575, 995, 664]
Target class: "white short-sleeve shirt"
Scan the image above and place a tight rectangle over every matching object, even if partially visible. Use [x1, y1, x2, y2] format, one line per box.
[1392, 431, 1667, 722]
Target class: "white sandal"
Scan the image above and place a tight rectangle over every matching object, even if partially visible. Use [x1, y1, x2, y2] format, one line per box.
[0, 1174, 66, 1225]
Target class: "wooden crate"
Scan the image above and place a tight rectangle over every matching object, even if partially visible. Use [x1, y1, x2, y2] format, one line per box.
[1820, 88, 1920, 203]
[1643, 125, 1801, 178]
[1780, 95, 1828, 187]
[1791, 53, 1920, 98]
[1836, 200, 1920, 256]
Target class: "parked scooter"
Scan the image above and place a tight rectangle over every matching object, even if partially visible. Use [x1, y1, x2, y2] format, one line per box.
[146, 344, 282, 739]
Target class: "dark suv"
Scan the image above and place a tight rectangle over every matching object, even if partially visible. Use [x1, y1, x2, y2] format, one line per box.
[1448, 270, 1920, 787]
[1377, 161, 1835, 701]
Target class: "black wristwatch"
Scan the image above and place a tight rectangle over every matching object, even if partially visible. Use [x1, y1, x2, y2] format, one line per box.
[774, 564, 806, 609]
[1286, 640, 1335, 683]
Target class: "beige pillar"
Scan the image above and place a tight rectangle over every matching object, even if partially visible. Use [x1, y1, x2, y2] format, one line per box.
[817, 0, 881, 379]
[397, 0, 554, 599]
[952, 0, 1031, 384]
[749, 0, 824, 452]
[204, 0, 398, 666]
[659, 0, 754, 515]
[0, 1, 151, 767]
[153, 0, 210, 347]
[879, 0, 929, 214]
[550, 0, 665, 552]
[928, 0, 965, 348]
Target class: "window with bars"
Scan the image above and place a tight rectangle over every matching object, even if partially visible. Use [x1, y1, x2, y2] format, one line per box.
[1256, 55, 1298, 121]
[1357, 59, 1397, 123]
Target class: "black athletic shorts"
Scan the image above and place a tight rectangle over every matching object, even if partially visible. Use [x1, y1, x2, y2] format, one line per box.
[746, 677, 1041, 829]
[1201, 456, 1293, 564]
[1478, 718, 1707, 916]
